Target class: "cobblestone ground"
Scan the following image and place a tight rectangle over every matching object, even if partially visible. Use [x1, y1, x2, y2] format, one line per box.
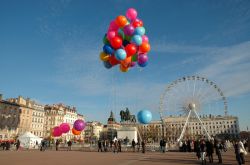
[0, 149, 249, 165]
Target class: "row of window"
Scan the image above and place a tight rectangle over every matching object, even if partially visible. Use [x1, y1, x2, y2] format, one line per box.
[32, 118, 44, 123]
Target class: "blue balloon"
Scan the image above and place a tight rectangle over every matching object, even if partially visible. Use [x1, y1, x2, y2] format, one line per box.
[115, 49, 127, 61]
[134, 27, 145, 36]
[103, 61, 112, 69]
[138, 61, 148, 67]
[137, 110, 152, 124]
[103, 45, 114, 55]
[131, 35, 142, 46]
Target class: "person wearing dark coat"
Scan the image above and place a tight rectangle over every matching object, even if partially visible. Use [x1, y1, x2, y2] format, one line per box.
[16, 140, 21, 151]
[141, 140, 146, 153]
[200, 140, 207, 165]
[55, 139, 60, 151]
[215, 140, 223, 164]
[206, 140, 214, 163]
[98, 140, 102, 152]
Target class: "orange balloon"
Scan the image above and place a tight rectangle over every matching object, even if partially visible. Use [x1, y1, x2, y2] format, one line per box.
[121, 56, 132, 68]
[139, 42, 151, 53]
[72, 128, 81, 135]
[115, 15, 128, 28]
[100, 52, 110, 61]
[120, 64, 129, 72]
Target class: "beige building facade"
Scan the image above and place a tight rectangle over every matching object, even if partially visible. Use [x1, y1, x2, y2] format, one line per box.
[137, 115, 240, 142]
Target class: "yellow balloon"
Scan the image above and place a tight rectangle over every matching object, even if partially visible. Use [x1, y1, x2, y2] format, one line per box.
[100, 52, 110, 61]
[120, 64, 129, 72]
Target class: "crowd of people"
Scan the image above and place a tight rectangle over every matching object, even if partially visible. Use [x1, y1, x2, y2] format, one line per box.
[96, 138, 146, 153]
[1, 136, 248, 164]
[178, 138, 248, 165]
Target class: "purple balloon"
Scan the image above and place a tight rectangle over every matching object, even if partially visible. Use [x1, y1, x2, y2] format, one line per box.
[138, 54, 148, 64]
[60, 123, 70, 133]
[123, 24, 135, 36]
[73, 119, 86, 131]
[53, 126, 62, 137]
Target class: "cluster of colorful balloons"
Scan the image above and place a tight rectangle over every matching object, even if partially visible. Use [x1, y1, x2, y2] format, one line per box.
[137, 109, 152, 124]
[52, 119, 86, 137]
[100, 8, 151, 72]
[72, 119, 86, 135]
[52, 123, 70, 137]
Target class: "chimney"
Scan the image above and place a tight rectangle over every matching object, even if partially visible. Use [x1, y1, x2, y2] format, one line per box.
[26, 98, 30, 106]
[0, 94, 3, 101]
[18, 96, 22, 104]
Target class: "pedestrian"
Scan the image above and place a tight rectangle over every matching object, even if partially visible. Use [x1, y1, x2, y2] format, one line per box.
[67, 140, 72, 151]
[160, 139, 163, 152]
[206, 140, 214, 163]
[98, 140, 102, 152]
[162, 139, 166, 153]
[5, 141, 10, 150]
[137, 140, 140, 152]
[16, 139, 20, 151]
[215, 140, 223, 164]
[104, 140, 108, 152]
[237, 139, 247, 164]
[132, 139, 136, 152]
[196, 140, 201, 160]
[200, 140, 207, 165]
[113, 140, 118, 153]
[179, 140, 183, 152]
[118, 140, 122, 152]
[141, 140, 146, 153]
[55, 139, 60, 151]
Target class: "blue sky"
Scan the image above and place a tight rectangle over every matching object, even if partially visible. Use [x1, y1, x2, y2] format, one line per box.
[1, 0, 250, 130]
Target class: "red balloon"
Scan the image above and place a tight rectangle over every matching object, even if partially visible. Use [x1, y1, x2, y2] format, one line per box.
[125, 44, 137, 57]
[109, 55, 120, 66]
[132, 19, 143, 28]
[110, 36, 122, 49]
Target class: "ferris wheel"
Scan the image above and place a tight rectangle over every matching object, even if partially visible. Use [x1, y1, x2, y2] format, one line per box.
[159, 76, 228, 142]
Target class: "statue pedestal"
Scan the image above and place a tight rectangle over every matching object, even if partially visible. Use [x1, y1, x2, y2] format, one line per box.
[117, 126, 138, 144]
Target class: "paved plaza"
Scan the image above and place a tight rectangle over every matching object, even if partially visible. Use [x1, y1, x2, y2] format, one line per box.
[0, 149, 249, 165]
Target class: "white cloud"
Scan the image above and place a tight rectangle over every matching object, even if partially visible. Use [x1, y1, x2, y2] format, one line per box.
[152, 40, 250, 99]
[197, 41, 250, 98]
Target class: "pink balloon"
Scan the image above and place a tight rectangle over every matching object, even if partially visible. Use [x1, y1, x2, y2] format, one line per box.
[53, 126, 62, 137]
[60, 123, 70, 133]
[107, 31, 118, 41]
[126, 8, 137, 21]
[142, 35, 149, 43]
[109, 20, 119, 31]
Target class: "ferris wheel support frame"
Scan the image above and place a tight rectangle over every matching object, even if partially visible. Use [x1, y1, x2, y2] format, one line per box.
[177, 107, 211, 142]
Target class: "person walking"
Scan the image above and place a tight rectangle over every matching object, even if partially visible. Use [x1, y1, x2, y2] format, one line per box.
[200, 140, 207, 165]
[67, 140, 72, 151]
[98, 140, 102, 152]
[206, 140, 214, 163]
[141, 140, 146, 153]
[16, 139, 20, 151]
[237, 139, 247, 164]
[137, 140, 140, 152]
[162, 139, 167, 153]
[132, 139, 136, 152]
[196, 140, 201, 160]
[160, 139, 163, 152]
[113, 140, 118, 153]
[215, 140, 223, 164]
[55, 139, 60, 151]
[118, 140, 122, 152]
